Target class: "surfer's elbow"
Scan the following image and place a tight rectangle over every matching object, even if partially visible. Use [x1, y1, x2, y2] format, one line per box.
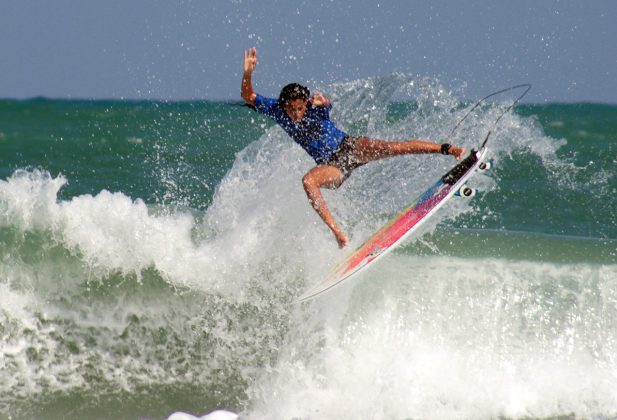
[241, 90, 256, 106]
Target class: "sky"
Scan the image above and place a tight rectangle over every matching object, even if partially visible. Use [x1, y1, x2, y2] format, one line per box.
[1, 0, 616, 103]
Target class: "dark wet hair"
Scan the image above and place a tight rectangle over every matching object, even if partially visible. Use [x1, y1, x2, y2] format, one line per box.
[278, 83, 310, 107]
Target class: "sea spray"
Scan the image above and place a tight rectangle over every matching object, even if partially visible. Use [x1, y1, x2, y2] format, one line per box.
[1, 76, 617, 418]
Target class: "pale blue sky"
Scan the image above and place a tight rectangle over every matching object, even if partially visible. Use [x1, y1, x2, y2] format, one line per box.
[1, 0, 615, 102]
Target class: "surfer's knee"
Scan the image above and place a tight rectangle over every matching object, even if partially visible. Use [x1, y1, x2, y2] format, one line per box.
[303, 173, 325, 206]
[303, 166, 344, 193]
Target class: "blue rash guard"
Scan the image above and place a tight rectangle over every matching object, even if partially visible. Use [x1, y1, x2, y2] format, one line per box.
[253, 93, 347, 164]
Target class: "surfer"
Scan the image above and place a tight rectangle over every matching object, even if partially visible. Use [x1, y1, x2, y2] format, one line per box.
[241, 47, 465, 248]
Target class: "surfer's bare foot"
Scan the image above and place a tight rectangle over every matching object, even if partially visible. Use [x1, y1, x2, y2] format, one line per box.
[334, 230, 349, 248]
[450, 146, 466, 160]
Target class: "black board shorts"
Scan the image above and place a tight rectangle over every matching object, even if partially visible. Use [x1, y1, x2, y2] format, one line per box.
[324, 135, 367, 181]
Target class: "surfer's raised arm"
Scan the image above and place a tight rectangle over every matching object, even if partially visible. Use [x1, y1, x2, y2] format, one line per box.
[241, 47, 258, 106]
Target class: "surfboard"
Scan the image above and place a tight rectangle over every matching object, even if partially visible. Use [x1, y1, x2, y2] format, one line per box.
[297, 147, 490, 303]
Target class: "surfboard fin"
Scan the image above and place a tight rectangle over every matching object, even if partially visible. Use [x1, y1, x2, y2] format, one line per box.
[455, 184, 476, 197]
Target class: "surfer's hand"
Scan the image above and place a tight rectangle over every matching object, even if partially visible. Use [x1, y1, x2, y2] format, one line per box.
[450, 145, 465, 160]
[310, 92, 330, 107]
[243, 47, 257, 74]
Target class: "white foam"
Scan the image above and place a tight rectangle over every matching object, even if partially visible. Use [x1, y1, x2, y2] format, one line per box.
[248, 255, 617, 419]
[0, 169, 303, 295]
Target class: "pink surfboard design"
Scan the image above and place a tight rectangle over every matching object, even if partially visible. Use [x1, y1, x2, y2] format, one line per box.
[298, 148, 488, 302]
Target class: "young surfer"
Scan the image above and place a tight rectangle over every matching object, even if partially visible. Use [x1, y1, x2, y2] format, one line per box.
[241, 47, 465, 248]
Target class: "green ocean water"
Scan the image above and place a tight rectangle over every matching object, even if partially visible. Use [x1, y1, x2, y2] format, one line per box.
[1, 76, 617, 419]
[2, 98, 615, 241]
[0, 99, 261, 207]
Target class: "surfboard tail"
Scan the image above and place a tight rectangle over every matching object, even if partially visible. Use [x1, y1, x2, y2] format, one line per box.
[442, 149, 479, 185]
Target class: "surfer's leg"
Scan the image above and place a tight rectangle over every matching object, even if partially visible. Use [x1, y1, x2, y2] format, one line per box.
[302, 165, 349, 248]
[351, 137, 464, 163]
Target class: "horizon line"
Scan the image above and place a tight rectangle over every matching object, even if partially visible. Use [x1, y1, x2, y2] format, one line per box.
[2, 95, 616, 106]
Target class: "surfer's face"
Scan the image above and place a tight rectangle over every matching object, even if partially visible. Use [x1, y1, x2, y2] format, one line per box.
[284, 99, 308, 123]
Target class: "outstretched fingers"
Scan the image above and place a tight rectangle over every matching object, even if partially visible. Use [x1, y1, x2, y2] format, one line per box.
[243, 47, 257, 73]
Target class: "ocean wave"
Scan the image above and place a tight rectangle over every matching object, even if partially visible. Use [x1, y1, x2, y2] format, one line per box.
[2, 74, 617, 418]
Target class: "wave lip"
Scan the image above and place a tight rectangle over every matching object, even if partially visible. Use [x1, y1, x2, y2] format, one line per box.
[0, 169, 231, 292]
